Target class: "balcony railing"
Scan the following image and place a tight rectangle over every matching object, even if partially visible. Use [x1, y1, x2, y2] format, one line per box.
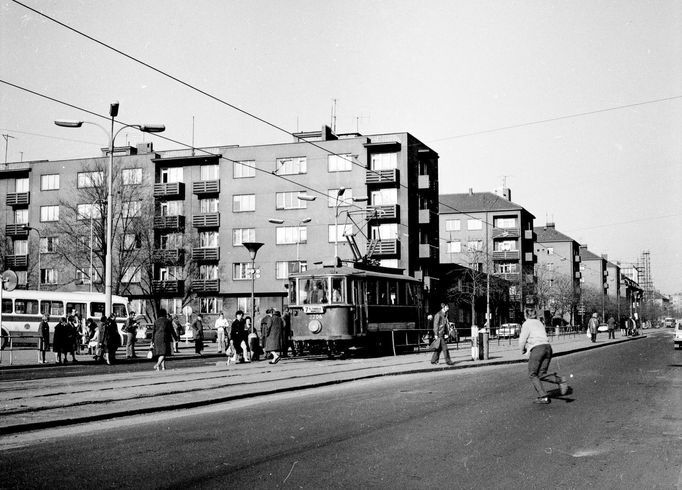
[495, 272, 520, 283]
[6, 192, 30, 206]
[368, 204, 399, 220]
[153, 182, 184, 199]
[368, 238, 400, 257]
[152, 280, 184, 295]
[6, 255, 28, 269]
[152, 248, 184, 264]
[193, 247, 220, 262]
[153, 215, 185, 230]
[492, 250, 520, 260]
[492, 227, 520, 239]
[365, 168, 399, 185]
[192, 180, 220, 195]
[5, 224, 29, 237]
[192, 279, 220, 293]
[193, 212, 220, 228]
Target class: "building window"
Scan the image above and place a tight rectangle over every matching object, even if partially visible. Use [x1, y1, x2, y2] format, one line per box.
[233, 194, 255, 212]
[446, 241, 461, 254]
[494, 240, 517, 251]
[160, 167, 183, 183]
[328, 188, 355, 207]
[121, 267, 141, 283]
[467, 219, 482, 230]
[233, 228, 255, 246]
[445, 219, 461, 232]
[16, 270, 27, 286]
[40, 205, 59, 222]
[328, 224, 353, 243]
[158, 266, 182, 280]
[275, 156, 306, 175]
[123, 233, 141, 250]
[467, 240, 483, 251]
[276, 191, 309, 210]
[199, 264, 219, 280]
[159, 200, 184, 216]
[275, 226, 307, 245]
[199, 198, 219, 213]
[494, 262, 518, 274]
[77, 203, 101, 220]
[370, 223, 398, 240]
[160, 298, 182, 316]
[14, 209, 28, 225]
[493, 217, 517, 229]
[370, 152, 398, 170]
[76, 268, 100, 285]
[200, 164, 219, 180]
[40, 174, 60, 191]
[234, 160, 255, 179]
[328, 154, 353, 172]
[233, 262, 250, 280]
[122, 201, 142, 217]
[40, 268, 58, 285]
[379, 259, 399, 269]
[370, 188, 397, 206]
[276, 261, 307, 279]
[77, 171, 104, 188]
[13, 240, 27, 255]
[159, 232, 183, 249]
[546, 247, 554, 255]
[199, 231, 219, 248]
[15, 177, 29, 192]
[122, 168, 143, 185]
[199, 297, 223, 314]
[40, 237, 59, 253]
[237, 297, 260, 315]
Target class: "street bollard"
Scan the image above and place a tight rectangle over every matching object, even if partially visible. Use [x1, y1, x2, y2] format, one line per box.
[482, 330, 489, 360]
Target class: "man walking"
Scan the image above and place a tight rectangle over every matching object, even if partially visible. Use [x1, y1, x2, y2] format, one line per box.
[587, 312, 599, 343]
[607, 315, 616, 339]
[191, 314, 205, 356]
[519, 307, 569, 404]
[430, 303, 454, 365]
[229, 310, 247, 362]
[125, 311, 138, 359]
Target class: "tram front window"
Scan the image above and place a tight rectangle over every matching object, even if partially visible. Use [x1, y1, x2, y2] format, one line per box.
[304, 278, 329, 304]
[331, 277, 344, 303]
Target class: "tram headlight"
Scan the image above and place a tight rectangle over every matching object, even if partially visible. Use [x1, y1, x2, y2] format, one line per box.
[308, 319, 322, 334]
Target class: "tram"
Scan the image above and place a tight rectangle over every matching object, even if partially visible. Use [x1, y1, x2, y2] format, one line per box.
[287, 262, 424, 355]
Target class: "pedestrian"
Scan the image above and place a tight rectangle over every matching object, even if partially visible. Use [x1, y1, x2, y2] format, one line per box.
[265, 309, 284, 364]
[214, 312, 229, 354]
[230, 310, 247, 363]
[587, 312, 599, 343]
[282, 306, 292, 357]
[66, 315, 79, 362]
[171, 315, 183, 353]
[191, 314, 204, 356]
[245, 316, 257, 361]
[38, 314, 50, 364]
[625, 316, 636, 336]
[430, 303, 454, 365]
[519, 307, 569, 404]
[52, 317, 69, 364]
[124, 311, 139, 359]
[151, 308, 178, 371]
[607, 316, 616, 340]
[102, 313, 121, 364]
[260, 308, 273, 358]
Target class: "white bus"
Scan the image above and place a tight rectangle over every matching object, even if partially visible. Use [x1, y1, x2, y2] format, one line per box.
[0, 289, 129, 347]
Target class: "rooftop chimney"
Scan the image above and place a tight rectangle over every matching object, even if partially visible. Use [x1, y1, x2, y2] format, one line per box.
[494, 187, 511, 201]
[468, 188, 474, 195]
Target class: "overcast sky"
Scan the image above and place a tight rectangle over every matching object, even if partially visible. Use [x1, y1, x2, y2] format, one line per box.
[1, 0, 680, 293]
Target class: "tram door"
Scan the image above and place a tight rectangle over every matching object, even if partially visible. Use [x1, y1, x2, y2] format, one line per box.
[352, 279, 367, 335]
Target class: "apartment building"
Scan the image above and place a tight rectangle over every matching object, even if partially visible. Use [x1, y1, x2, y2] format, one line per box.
[0, 125, 440, 322]
[439, 188, 536, 321]
[578, 245, 609, 318]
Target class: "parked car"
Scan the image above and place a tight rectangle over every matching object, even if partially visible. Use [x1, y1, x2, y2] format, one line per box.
[674, 322, 682, 349]
[498, 323, 520, 339]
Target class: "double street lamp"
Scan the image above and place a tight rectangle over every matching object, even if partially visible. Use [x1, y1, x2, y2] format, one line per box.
[55, 102, 165, 316]
[267, 217, 312, 262]
[242, 242, 264, 319]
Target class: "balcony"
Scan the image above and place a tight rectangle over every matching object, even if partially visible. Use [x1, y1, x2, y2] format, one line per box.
[152, 248, 184, 264]
[496, 272, 520, 283]
[193, 247, 220, 261]
[419, 243, 437, 259]
[153, 182, 184, 199]
[152, 280, 184, 295]
[192, 279, 220, 293]
[153, 215, 185, 230]
[365, 168, 399, 185]
[5, 224, 29, 237]
[368, 238, 400, 257]
[492, 227, 520, 239]
[417, 174, 431, 190]
[193, 212, 220, 228]
[6, 254, 28, 269]
[6, 192, 29, 206]
[368, 204, 399, 221]
[418, 208, 430, 225]
[492, 250, 520, 260]
[192, 180, 220, 195]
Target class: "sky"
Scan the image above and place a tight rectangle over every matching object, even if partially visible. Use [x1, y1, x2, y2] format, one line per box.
[1, 0, 681, 293]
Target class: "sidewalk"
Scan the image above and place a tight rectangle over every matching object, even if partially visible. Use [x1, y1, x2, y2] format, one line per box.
[0, 333, 643, 435]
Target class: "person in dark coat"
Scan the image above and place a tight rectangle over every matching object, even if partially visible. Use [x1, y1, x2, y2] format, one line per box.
[265, 310, 284, 364]
[101, 313, 121, 365]
[259, 309, 273, 356]
[52, 317, 70, 364]
[191, 314, 204, 355]
[230, 310, 247, 363]
[66, 315, 79, 362]
[430, 303, 454, 365]
[152, 309, 177, 371]
[38, 314, 51, 364]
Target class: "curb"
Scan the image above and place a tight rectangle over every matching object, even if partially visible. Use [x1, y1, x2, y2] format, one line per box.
[0, 336, 645, 436]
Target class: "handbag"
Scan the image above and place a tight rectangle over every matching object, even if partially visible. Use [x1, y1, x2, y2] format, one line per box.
[429, 338, 440, 351]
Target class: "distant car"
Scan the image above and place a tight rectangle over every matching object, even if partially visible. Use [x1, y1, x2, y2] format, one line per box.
[498, 323, 520, 338]
[664, 318, 675, 328]
[180, 325, 218, 343]
[674, 323, 682, 349]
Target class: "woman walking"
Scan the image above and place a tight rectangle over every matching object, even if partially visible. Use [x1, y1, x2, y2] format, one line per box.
[152, 309, 177, 371]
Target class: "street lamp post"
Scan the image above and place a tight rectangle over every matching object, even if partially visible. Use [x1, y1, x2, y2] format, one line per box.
[55, 103, 165, 315]
[242, 242, 264, 319]
[334, 188, 346, 259]
[22, 226, 41, 290]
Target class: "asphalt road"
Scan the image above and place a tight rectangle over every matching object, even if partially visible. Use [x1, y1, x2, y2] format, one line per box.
[1, 330, 680, 489]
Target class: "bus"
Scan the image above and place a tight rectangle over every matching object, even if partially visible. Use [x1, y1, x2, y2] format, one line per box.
[0, 289, 129, 348]
[287, 263, 424, 356]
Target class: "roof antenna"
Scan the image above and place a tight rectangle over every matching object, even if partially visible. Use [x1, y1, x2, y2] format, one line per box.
[331, 98, 337, 133]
